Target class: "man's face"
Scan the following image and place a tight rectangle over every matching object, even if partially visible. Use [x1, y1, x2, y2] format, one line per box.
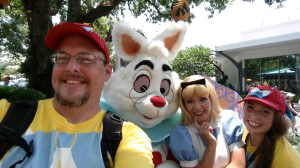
[2, 76, 9, 83]
[52, 34, 112, 107]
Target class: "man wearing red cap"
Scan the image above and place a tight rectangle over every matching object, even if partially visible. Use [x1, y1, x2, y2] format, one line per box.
[0, 22, 153, 167]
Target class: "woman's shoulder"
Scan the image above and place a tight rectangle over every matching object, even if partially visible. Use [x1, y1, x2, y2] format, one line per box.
[220, 110, 243, 128]
[275, 137, 300, 155]
[170, 124, 190, 137]
[220, 110, 245, 150]
[272, 137, 300, 167]
[170, 124, 199, 163]
[170, 124, 195, 149]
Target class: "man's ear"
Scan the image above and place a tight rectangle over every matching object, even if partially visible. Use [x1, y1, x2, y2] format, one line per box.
[104, 63, 113, 82]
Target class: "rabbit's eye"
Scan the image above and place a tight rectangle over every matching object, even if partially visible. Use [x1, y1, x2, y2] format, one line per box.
[133, 75, 150, 93]
[160, 79, 170, 96]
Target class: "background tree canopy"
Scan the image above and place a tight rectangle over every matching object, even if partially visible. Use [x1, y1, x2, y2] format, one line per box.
[0, 0, 284, 97]
[170, 45, 215, 79]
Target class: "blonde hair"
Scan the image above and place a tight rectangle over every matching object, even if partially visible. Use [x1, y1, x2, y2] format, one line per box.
[178, 75, 223, 125]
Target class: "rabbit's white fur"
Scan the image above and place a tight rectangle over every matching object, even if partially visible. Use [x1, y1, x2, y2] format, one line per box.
[103, 21, 187, 129]
[102, 21, 187, 167]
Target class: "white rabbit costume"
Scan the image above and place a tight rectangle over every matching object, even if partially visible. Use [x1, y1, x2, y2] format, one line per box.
[100, 21, 188, 167]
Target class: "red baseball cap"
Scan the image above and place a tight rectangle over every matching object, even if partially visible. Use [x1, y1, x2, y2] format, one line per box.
[239, 86, 286, 115]
[45, 22, 109, 63]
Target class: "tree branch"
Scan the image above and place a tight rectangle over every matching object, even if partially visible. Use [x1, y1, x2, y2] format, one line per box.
[145, 0, 162, 15]
[50, 0, 64, 16]
[83, 0, 124, 23]
[68, 0, 82, 22]
[22, 0, 35, 11]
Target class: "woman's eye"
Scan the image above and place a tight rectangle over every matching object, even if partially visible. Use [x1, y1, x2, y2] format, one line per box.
[187, 100, 193, 103]
[246, 105, 253, 109]
[200, 98, 206, 101]
[262, 110, 270, 114]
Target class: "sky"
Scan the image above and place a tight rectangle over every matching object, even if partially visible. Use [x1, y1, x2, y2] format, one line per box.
[121, 0, 300, 50]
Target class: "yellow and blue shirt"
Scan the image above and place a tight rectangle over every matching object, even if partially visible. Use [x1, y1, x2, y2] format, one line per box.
[0, 99, 153, 168]
[245, 136, 300, 168]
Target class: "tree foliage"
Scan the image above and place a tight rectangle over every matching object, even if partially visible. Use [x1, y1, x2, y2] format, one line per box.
[0, 2, 28, 58]
[0, 58, 21, 78]
[280, 54, 300, 71]
[242, 0, 286, 6]
[170, 45, 215, 79]
[0, 0, 284, 97]
[0, 4, 27, 79]
[245, 58, 260, 81]
[3, 0, 116, 97]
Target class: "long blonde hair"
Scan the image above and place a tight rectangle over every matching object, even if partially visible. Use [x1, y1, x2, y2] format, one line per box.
[178, 75, 223, 125]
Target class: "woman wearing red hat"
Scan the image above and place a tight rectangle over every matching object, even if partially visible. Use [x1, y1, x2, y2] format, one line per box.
[240, 86, 300, 168]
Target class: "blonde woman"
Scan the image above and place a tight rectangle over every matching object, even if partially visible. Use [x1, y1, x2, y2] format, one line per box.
[169, 75, 245, 168]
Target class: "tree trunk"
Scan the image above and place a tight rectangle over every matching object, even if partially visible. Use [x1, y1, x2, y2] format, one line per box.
[21, 0, 54, 98]
[67, 0, 82, 22]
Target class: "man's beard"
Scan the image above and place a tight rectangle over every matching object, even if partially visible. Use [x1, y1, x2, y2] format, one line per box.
[55, 89, 90, 107]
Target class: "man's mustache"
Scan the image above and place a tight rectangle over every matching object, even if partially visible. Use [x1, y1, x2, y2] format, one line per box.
[60, 73, 89, 82]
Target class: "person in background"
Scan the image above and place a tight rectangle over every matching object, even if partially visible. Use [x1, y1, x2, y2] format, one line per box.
[169, 75, 245, 168]
[1, 75, 15, 87]
[296, 98, 300, 134]
[280, 91, 292, 129]
[285, 92, 300, 137]
[240, 86, 300, 168]
[0, 22, 153, 168]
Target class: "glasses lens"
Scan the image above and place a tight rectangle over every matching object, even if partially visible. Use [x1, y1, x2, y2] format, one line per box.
[55, 53, 70, 64]
[77, 54, 94, 64]
[51, 54, 57, 63]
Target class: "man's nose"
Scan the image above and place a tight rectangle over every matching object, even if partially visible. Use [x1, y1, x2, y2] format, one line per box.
[66, 57, 80, 72]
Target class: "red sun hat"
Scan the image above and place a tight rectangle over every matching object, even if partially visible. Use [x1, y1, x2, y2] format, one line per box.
[45, 22, 109, 63]
[239, 85, 286, 115]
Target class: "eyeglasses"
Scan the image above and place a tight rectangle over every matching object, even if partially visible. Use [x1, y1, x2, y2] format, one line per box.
[51, 53, 107, 64]
[128, 87, 174, 104]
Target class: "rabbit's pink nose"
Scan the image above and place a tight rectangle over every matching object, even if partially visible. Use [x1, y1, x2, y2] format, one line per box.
[150, 96, 166, 108]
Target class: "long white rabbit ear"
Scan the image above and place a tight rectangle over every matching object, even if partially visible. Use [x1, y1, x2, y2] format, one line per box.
[152, 21, 188, 61]
[112, 22, 148, 61]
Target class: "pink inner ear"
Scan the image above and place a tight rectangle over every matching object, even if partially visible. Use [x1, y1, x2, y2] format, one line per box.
[164, 32, 181, 51]
[121, 34, 141, 56]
